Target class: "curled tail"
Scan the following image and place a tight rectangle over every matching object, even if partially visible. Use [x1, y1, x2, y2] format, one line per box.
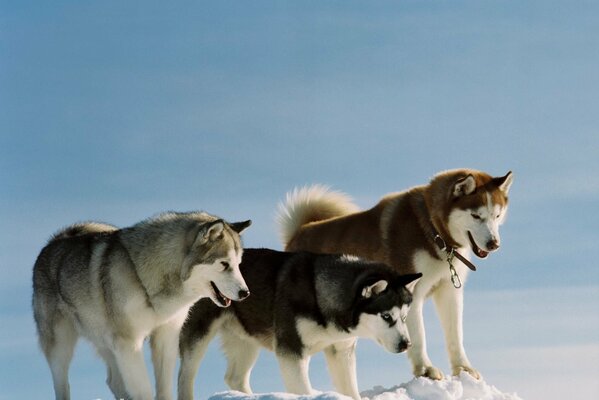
[276, 184, 360, 246]
[50, 222, 118, 242]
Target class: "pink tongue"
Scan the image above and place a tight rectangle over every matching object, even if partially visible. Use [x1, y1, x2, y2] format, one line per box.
[224, 298, 231, 307]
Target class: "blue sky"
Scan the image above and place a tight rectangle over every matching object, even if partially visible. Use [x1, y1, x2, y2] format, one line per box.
[1, 1, 598, 399]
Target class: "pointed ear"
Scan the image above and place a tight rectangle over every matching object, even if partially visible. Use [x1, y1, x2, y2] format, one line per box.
[197, 220, 224, 244]
[182, 220, 225, 281]
[453, 175, 476, 197]
[229, 220, 252, 234]
[397, 273, 422, 294]
[493, 171, 513, 195]
[362, 280, 388, 298]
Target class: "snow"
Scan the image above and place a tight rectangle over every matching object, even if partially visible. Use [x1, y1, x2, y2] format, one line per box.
[208, 373, 522, 400]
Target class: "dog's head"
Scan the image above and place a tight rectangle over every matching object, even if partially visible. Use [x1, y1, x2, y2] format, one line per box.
[182, 219, 251, 307]
[430, 170, 513, 258]
[448, 171, 513, 258]
[353, 273, 422, 353]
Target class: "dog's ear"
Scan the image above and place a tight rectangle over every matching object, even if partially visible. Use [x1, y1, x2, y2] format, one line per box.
[181, 220, 225, 281]
[453, 175, 477, 197]
[198, 220, 225, 244]
[493, 171, 513, 195]
[229, 220, 252, 234]
[362, 280, 388, 298]
[396, 273, 422, 294]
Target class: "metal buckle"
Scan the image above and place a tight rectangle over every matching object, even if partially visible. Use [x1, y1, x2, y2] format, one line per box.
[446, 248, 462, 289]
[434, 234, 447, 251]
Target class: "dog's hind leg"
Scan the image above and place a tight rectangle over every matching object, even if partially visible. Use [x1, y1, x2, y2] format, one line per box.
[221, 331, 260, 393]
[39, 314, 78, 400]
[177, 323, 220, 400]
[323, 339, 360, 400]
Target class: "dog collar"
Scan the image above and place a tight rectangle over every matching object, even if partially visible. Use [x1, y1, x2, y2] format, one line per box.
[412, 192, 477, 288]
[433, 234, 477, 272]
[433, 233, 478, 289]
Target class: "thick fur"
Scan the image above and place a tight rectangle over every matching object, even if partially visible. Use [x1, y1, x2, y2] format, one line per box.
[178, 248, 421, 400]
[32, 212, 251, 400]
[277, 169, 513, 380]
[278, 185, 360, 245]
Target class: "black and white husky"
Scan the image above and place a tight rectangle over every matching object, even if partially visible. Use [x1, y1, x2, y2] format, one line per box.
[178, 248, 421, 400]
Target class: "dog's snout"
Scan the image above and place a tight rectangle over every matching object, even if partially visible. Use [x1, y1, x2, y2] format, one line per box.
[396, 339, 411, 353]
[486, 239, 500, 251]
[238, 289, 250, 300]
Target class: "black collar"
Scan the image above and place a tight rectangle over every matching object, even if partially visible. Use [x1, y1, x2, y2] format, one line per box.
[412, 191, 478, 272]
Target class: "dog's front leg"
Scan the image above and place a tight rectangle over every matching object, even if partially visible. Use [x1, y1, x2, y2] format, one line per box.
[276, 353, 313, 395]
[151, 315, 186, 400]
[112, 338, 153, 400]
[432, 281, 480, 379]
[323, 339, 360, 400]
[98, 347, 129, 399]
[406, 291, 444, 380]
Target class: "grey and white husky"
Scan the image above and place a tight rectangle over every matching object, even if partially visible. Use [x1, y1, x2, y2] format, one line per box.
[32, 212, 251, 400]
[178, 248, 421, 400]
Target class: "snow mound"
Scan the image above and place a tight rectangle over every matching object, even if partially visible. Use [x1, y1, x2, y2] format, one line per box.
[208, 373, 523, 400]
[362, 373, 523, 400]
[210, 391, 347, 400]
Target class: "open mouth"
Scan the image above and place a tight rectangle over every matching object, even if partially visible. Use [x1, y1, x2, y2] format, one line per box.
[210, 281, 232, 307]
[468, 232, 489, 259]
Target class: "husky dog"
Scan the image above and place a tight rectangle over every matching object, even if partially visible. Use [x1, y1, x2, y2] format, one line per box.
[178, 248, 421, 400]
[32, 212, 251, 400]
[277, 169, 513, 380]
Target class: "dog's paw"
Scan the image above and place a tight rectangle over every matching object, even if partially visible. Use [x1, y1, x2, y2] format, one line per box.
[413, 365, 444, 380]
[452, 365, 481, 380]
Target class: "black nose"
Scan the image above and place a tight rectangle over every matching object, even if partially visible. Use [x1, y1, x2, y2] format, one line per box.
[396, 339, 411, 353]
[238, 289, 250, 300]
[486, 239, 500, 251]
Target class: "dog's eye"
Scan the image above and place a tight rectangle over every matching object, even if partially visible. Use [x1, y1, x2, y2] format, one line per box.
[381, 313, 392, 322]
[220, 261, 230, 270]
[471, 213, 481, 220]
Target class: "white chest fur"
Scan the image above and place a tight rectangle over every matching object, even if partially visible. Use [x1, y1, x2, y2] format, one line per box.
[412, 248, 471, 297]
[295, 318, 356, 355]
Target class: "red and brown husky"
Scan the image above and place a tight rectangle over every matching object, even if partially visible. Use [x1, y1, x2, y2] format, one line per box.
[277, 169, 513, 380]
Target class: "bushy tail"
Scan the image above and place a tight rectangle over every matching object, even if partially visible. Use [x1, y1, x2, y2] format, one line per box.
[276, 184, 360, 246]
[50, 222, 118, 242]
